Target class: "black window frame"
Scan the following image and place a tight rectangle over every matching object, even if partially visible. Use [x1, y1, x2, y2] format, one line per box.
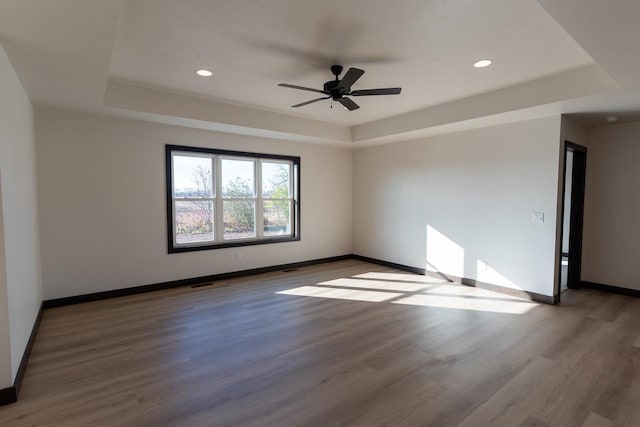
[166, 144, 300, 253]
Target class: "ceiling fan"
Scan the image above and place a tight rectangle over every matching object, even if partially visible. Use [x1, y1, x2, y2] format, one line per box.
[278, 65, 401, 111]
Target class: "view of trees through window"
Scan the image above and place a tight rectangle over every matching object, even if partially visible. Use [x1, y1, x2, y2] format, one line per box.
[222, 159, 255, 240]
[262, 162, 291, 237]
[222, 178, 255, 240]
[173, 157, 214, 245]
[169, 148, 297, 250]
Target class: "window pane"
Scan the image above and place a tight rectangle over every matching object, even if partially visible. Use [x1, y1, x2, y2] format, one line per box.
[222, 159, 255, 198]
[175, 200, 214, 244]
[223, 200, 255, 240]
[264, 200, 291, 237]
[173, 154, 213, 198]
[262, 162, 291, 198]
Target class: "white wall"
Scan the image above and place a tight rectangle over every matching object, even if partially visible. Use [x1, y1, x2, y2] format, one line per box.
[0, 42, 42, 386]
[0, 175, 10, 389]
[583, 121, 640, 291]
[35, 108, 352, 300]
[353, 117, 562, 297]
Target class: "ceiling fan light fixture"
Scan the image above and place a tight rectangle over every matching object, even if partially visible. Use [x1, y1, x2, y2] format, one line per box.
[473, 59, 493, 68]
[196, 69, 213, 77]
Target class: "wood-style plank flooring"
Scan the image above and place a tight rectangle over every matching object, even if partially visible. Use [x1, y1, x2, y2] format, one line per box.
[0, 259, 639, 426]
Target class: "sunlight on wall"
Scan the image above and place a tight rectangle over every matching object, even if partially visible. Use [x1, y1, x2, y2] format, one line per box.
[426, 225, 464, 277]
[277, 286, 402, 302]
[477, 259, 521, 290]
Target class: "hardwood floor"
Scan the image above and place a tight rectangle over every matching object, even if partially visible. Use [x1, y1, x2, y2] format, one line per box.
[0, 259, 638, 426]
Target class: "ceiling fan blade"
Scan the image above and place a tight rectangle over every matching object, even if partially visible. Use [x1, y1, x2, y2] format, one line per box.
[337, 68, 365, 91]
[337, 97, 360, 111]
[278, 83, 327, 94]
[351, 87, 402, 96]
[291, 96, 331, 108]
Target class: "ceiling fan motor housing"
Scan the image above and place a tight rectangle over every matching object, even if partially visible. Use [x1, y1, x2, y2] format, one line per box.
[323, 80, 343, 98]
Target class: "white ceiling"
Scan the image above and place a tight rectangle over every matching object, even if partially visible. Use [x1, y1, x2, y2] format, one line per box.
[1, 0, 640, 145]
[109, 0, 593, 125]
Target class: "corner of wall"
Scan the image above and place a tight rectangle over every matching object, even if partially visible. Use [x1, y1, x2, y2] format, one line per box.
[0, 40, 44, 385]
[0, 175, 12, 388]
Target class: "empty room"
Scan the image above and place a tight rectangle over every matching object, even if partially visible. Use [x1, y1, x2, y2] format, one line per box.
[1, 0, 640, 425]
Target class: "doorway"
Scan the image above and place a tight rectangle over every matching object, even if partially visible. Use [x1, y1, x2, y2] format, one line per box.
[559, 141, 587, 296]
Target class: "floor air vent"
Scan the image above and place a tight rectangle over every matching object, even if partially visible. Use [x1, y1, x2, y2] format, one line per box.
[190, 282, 215, 289]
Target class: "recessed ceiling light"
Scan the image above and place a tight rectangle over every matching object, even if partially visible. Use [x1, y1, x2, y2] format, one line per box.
[196, 69, 213, 77]
[473, 59, 493, 68]
[605, 115, 618, 122]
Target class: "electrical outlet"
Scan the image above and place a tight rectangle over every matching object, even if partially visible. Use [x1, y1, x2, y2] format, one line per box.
[236, 252, 242, 262]
[532, 212, 545, 223]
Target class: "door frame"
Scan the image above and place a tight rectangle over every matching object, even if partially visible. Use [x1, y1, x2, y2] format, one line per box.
[556, 140, 587, 300]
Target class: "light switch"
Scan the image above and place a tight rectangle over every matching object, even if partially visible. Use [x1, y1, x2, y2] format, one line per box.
[532, 212, 544, 223]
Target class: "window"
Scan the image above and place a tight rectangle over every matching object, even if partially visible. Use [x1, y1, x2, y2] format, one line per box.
[166, 145, 300, 253]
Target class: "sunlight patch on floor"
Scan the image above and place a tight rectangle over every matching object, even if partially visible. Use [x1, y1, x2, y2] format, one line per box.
[317, 277, 434, 293]
[277, 271, 539, 314]
[352, 271, 448, 284]
[392, 294, 537, 314]
[277, 285, 402, 302]
[423, 284, 527, 301]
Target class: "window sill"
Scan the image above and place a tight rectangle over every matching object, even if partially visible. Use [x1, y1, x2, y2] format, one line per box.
[168, 235, 300, 253]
